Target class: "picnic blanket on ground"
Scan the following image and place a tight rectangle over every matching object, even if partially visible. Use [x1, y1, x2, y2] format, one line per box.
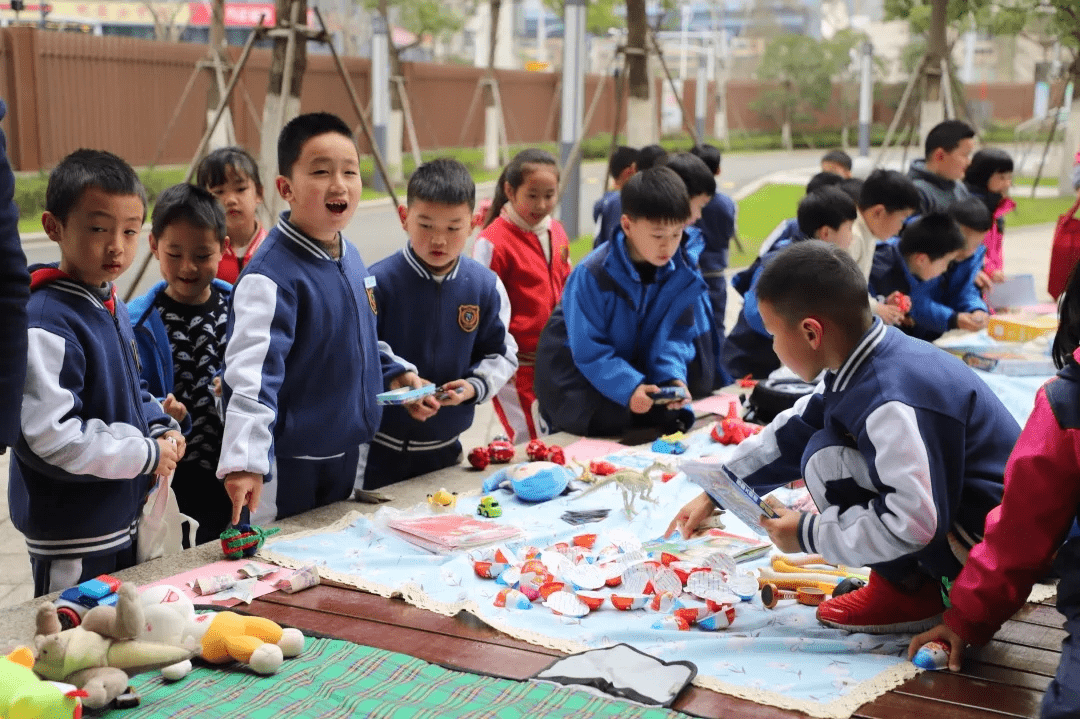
[258, 365, 1055, 719]
[98, 637, 682, 719]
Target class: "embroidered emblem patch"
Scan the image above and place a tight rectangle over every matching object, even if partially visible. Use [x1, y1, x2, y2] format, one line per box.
[367, 287, 377, 315]
[561, 244, 570, 264]
[458, 304, 479, 332]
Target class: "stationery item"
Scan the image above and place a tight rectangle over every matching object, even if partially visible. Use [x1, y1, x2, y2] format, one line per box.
[679, 460, 778, 536]
[386, 513, 524, 553]
[962, 349, 1056, 376]
[376, 385, 437, 406]
[984, 274, 1038, 311]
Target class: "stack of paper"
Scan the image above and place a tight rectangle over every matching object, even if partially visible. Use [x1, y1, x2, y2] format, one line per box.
[386, 514, 524, 553]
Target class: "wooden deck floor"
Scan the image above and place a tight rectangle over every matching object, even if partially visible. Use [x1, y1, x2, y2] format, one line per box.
[247, 584, 1063, 719]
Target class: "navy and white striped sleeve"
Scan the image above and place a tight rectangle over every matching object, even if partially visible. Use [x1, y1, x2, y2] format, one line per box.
[217, 274, 293, 479]
[466, 275, 518, 404]
[799, 400, 939, 566]
[723, 388, 824, 494]
[21, 328, 158, 479]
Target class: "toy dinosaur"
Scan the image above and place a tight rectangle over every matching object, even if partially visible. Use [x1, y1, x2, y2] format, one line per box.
[710, 401, 762, 445]
[574, 461, 668, 517]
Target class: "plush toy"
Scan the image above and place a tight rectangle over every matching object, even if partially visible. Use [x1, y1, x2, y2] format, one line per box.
[137, 584, 305, 679]
[32, 583, 195, 709]
[482, 461, 574, 502]
[220, 524, 280, 560]
[0, 647, 85, 719]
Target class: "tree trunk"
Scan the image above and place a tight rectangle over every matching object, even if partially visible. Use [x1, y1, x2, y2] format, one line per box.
[205, 0, 234, 154]
[259, 0, 307, 218]
[483, 0, 502, 170]
[625, 0, 655, 145]
[919, 0, 948, 143]
[378, 0, 404, 183]
[1060, 60, 1080, 197]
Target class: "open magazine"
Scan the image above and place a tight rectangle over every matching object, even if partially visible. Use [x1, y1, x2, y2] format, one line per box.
[642, 528, 770, 564]
[679, 460, 778, 536]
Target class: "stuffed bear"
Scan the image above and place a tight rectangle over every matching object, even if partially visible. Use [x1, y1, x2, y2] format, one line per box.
[33, 584, 195, 709]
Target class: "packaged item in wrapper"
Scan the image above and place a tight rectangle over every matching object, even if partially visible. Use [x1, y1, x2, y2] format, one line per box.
[275, 565, 320, 594]
[193, 574, 238, 595]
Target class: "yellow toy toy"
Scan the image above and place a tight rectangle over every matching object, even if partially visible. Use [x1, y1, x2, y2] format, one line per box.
[0, 647, 84, 719]
[427, 488, 458, 512]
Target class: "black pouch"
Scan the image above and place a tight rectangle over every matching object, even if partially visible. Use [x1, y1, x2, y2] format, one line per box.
[744, 377, 816, 425]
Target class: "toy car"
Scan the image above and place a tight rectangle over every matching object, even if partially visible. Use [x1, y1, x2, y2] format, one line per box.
[477, 496, 503, 518]
[54, 574, 121, 630]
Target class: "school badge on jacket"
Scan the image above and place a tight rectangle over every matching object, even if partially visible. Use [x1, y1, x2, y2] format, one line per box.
[364, 275, 378, 315]
[458, 304, 479, 332]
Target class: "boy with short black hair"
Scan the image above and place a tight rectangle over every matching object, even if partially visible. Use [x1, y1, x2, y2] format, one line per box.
[534, 167, 700, 437]
[129, 183, 234, 545]
[749, 172, 845, 264]
[909, 198, 993, 338]
[821, 149, 853, 178]
[365, 159, 517, 487]
[11, 149, 184, 595]
[218, 112, 423, 524]
[636, 144, 668, 171]
[593, 145, 638, 249]
[669, 240, 1020, 634]
[909, 119, 976, 213]
[724, 187, 857, 380]
[852, 170, 921, 324]
[870, 212, 965, 339]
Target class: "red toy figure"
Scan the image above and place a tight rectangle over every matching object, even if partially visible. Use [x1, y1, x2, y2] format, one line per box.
[487, 438, 515, 463]
[546, 445, 565, 465]
[885, 291, 912, 314]
[526, 439, 549, 462]
[468, 446, 491, 470]
[711, 401, 763, 445]
[588, 460, 618, 476]
[737, 374, 758, 388]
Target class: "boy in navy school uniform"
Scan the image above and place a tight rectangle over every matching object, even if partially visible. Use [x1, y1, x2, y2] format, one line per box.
[909, 198, 993, 340]
[820, 149, 853, 178]
[870, 212, 966, 341]
[364, 159, 517, 488]
[592, 146, 638, 249]
[689, 144, 737, 354]
[724, 186, 856, 380]
[217, 112, 425, 525]
[129, 183, 235, 545]
[534, 167, 700, 437]
[11, 149, 184, 596]
[908, 119, 976, 214]
[0, 99, 29, 457]
[670, 241, 1019, 634]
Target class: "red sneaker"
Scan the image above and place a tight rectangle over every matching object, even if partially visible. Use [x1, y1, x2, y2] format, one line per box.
[816, 571, 945, 634]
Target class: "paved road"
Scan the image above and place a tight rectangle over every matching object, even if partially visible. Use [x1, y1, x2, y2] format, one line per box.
[18, 148, 828, 299]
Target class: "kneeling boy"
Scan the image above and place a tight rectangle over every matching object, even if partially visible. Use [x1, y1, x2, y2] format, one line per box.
[534, 167, 701, 437]
[669, 241, 1019, 633]
[365, 159, 517, 487]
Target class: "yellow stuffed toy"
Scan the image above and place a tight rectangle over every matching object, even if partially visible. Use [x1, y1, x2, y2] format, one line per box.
[0, 647, 84, 719]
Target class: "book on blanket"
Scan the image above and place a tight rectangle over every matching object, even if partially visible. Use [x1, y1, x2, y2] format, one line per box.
[679, 460, 778, 536]
[642, 528, 771, 563]
[386, 514, 524, 553]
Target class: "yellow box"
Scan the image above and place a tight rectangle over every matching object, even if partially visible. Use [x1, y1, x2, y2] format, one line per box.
[987, 313, 1058, 343]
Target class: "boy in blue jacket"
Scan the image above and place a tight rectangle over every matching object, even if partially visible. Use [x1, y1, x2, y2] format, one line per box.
[130, 183, 234, 545]
[534, 167, 700, 437]
[592, 146, 638, 249]
[870, 212, 965, 341]
[909, 197, 993, 339]
[365, 159, 517, 487]
[218, 113, 422, 524]
[669, 241, 1019, 634]
[11, 149, 183, 596]
[724, 186, 856, 380]
[689, 144, 736, 344]
[0, 99, 28, 456]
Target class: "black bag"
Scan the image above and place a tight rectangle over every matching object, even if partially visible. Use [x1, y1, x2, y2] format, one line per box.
[744, 377, 817, 425]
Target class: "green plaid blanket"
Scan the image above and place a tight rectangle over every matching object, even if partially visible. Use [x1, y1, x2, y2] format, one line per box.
[96, 637, 685, 718]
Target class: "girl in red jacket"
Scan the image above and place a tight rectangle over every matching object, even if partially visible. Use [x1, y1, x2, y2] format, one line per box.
[963, 148, 1015, 288]
[909, 264, 1080, 718]
[472, 149, 571, 443]
[197, 146, 269, 284]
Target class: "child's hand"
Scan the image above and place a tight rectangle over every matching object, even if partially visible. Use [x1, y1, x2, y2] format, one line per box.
[390, 371, 440, 422]
[956, 311, 989, 332]
[212, 376, 222, 398]
[436, 379, 475, 406]
[162, 393, 188, 423]
[224, 471, 263, 525]
[974, 270, 993, 292]
[162, 429, 186, 460]
[154, 435, 181, 477]
[760, 500, 803, 552]
[666, 380, 691, 410]
[664, 492, 716, 538]
[873, 302, 905, 326]
[991, 270, 1006, 284]
[908, 625, 967, 672]
[630, 384, 660, 414]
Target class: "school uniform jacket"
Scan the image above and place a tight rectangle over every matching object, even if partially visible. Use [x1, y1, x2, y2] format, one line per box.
[592, 190, 622, 249]
[129, 279, 233, 400]
[722, 319, 1018, 579]
[0, 100, 28, 450]
[472, 214, 571, 359]
[914, 245, 989, 338]
[944, 355, 1080, 645]
[216, 215, 413, 479]
[368, 246, 517, 452]
[216, 223, 268, 284]
[695, 191, 736, 276]
[548, 231, 705, 407]
[10, 266, 179, 560]
[965, 186, 1015, 277]
[908, 159, 971, 214]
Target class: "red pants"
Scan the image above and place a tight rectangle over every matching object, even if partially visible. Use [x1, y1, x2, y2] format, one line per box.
[493, 365, 544, 444]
